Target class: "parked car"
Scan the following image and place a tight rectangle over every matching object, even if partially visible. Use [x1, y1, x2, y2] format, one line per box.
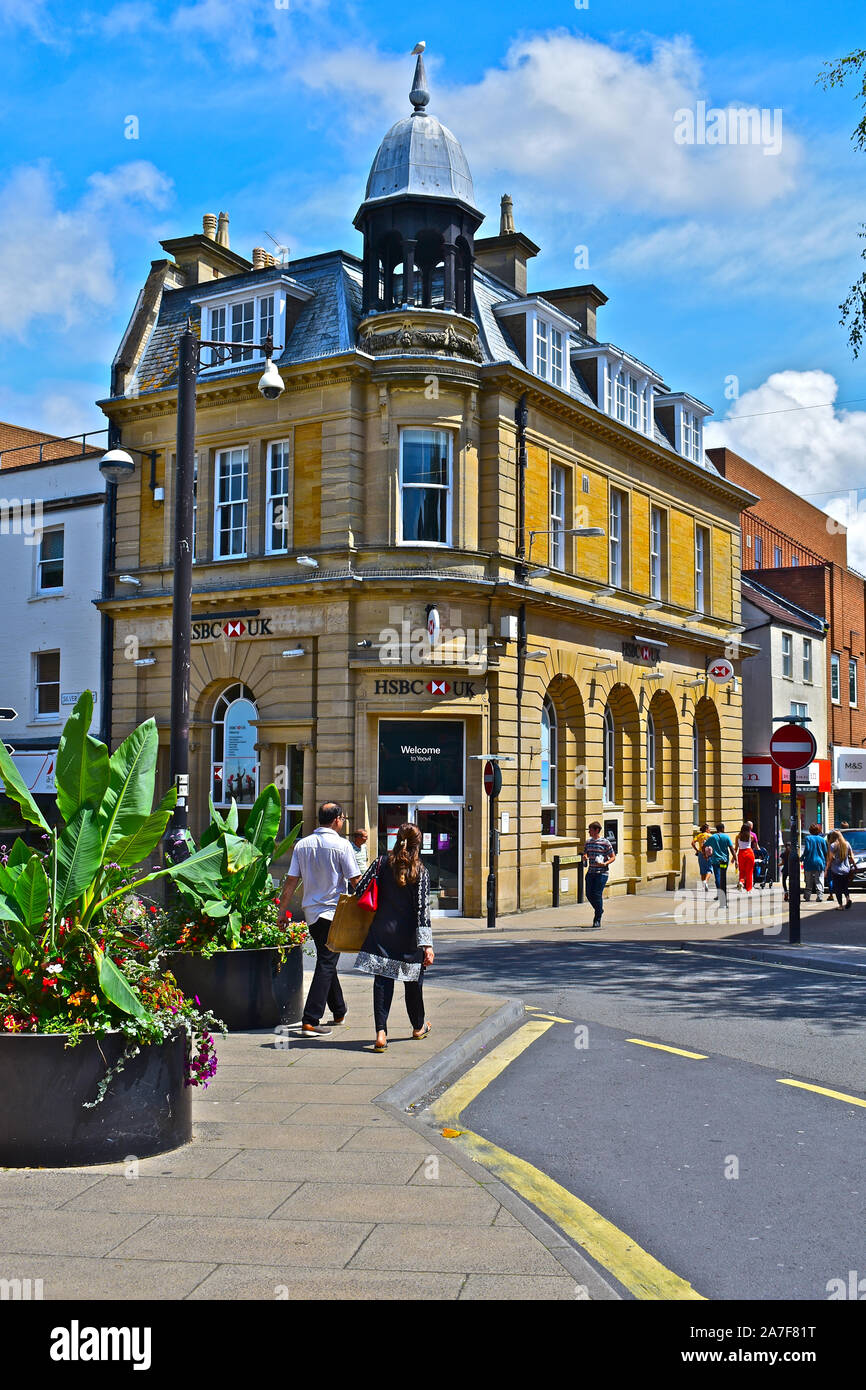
[832, 828, 866, 891]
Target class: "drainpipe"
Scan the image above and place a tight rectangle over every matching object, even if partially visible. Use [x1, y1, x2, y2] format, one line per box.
[99, 424, 119, 746]
[515, 394, 528, 911]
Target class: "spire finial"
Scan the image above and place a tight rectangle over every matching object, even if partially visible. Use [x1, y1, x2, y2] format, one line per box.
[409, 41, 429, 113]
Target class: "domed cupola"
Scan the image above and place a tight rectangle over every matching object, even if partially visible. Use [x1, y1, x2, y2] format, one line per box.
[354, 46, 484, 319]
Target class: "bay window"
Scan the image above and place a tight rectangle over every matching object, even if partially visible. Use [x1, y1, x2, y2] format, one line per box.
[399, 429, 451, 545]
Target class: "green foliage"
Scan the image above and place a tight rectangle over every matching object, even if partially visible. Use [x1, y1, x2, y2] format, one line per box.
[155, 794, 305, 956]
[0, 695, 225, 1057]
[818, 49, 866, 357]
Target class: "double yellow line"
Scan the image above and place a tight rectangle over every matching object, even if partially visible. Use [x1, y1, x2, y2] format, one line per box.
[428, 1019, 705, 1301]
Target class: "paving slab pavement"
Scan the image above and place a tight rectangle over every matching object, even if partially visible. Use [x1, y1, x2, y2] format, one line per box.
[0, 974, 594, 1301]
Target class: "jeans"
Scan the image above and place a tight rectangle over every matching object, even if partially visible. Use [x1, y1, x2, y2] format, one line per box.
[803, 869, 824, 898]
[585, 870, 608, 923]
[832, 872, 852, 905]
[373, 970, 426, 1035]
[302, 917, 346, 1026]
[712, 861, 728, 896]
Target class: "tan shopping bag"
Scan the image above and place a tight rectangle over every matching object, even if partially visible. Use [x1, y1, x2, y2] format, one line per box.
[326, 894, 374, 952]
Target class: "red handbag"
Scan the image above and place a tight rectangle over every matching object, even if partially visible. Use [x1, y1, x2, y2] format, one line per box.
[357, 857, 380, 912]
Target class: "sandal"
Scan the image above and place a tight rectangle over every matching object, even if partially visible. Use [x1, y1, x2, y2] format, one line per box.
[373, 1035, 388, 1052]
[412, 1022, 432, 1040]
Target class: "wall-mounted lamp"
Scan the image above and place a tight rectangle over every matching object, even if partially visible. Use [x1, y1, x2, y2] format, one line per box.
[640, 670, 664, 680]
[525, 649, 548, 660]
[356, 639, 373, 649]
[294, 556, 318, 569]
[633, 634, 669, 648]
[593, 662, 617, 672]
[281, 648, 305, 658]
[641, 601, 664, 613]
[596, 586, 617, 597]
[681, 677, 704, 688]
[134, 652, 156, 667]
[118, 574, 141, 587]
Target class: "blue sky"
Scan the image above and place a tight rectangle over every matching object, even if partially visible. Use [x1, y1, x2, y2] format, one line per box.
[1, 0, 864, 546]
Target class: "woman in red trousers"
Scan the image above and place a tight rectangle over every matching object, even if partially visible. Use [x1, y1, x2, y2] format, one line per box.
[735, 822, 756, 891]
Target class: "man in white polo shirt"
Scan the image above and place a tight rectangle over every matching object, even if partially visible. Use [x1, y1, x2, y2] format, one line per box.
[280, 802, 361, 1037]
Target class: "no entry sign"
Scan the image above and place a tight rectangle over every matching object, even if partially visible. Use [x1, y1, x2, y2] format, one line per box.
[483, 760, 502, 797]
[770, 724, 817, 772]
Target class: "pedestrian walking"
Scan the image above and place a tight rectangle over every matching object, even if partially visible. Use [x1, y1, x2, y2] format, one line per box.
[704, 823, 736, 900]
[692, 823, 713, 890]
[351, 827, 369, 875]
[826, 830, 856, 910]
[581, 821, 616, 929]
[353, 823, 434, 1052]
[735, 822, 756, 892]
[781, 839, 790, 901]
[279, 802, 361, 1036]
[801, 823, 827, 901]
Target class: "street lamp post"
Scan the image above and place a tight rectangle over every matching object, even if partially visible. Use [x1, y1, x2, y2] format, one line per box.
[103, 323, 285, 851]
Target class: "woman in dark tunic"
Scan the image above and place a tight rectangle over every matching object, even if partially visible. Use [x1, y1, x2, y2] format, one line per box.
[354, 823, 434, 1052]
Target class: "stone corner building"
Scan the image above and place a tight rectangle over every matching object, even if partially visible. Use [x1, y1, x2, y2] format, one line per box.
[98, 52, 751, 917]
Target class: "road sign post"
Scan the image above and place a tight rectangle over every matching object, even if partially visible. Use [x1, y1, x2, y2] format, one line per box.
[483, 760, 502, 931]
[769, 722, 817, 946]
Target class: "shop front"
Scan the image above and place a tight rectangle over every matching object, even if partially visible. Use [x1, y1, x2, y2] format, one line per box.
[377, 718, 465, 916]
[743, 755, 832, 871]
[832, 747, 866, 828]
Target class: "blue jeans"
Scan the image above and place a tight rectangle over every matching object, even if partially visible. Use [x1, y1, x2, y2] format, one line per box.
[585, 870, 608, 922]
[712, 861, 728, 895]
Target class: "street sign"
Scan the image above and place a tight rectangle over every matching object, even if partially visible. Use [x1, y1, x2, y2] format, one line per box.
[707, 657, 734, 685]
[769, 724, 817, 772]
[0, 708, 17, 721]
[483, 760, 502, 798]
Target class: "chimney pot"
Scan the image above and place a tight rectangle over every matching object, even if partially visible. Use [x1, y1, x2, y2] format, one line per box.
[500, 194, 515, 236]
[202, 213, 217, 240]
[216, 211, 230, 249]
[252, 247, 266, 270]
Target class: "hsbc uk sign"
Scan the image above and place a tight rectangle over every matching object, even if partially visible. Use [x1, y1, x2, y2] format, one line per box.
[374, 678, 477, 697]
[192, 617, 273, 641]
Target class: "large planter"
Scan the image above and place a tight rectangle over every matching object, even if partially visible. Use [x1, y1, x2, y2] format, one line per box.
[166, 945, 304, 1031]
[0, 1030, 191, 1168]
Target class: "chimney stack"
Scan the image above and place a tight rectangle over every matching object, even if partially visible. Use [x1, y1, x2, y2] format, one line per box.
[216, 212, 230, 248]
[202, 213, 217, 240]
[474, 195, 539, 295]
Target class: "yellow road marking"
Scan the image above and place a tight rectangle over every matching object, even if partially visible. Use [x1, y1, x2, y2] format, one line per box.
[525, 1010, 574, 1024]
[626, 1038, 708, 1060]
[778, 1079, 866, 1109]
[428, 1020, 706, 1301]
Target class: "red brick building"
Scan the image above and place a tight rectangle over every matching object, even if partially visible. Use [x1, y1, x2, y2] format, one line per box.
[710, 446, 866, 825]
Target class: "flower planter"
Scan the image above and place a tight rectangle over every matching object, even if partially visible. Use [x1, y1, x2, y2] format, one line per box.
[0, 1031, 191, 1168]
[165, 945, 303, 1031]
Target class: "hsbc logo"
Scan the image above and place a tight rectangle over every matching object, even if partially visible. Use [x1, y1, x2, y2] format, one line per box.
[427, 681, 451, 695]
[191, 617, 273, 641]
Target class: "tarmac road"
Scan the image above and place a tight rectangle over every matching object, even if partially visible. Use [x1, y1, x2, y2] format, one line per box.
[429, 936, 866, 1300]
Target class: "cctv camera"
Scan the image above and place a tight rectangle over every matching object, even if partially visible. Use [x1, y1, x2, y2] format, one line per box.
[258, 358, 285, 400]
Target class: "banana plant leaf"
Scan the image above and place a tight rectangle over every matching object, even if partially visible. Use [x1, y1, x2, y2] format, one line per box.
[11, 854, 50, 929]
[243, 785, 282, 851]
[223, 834, 260, 875]
[109, 786, 178, 868]
[168, 838, 228, 894]
[97, 720, 159, 856]
[54, 691, 110, 825]
[94, 945, 150, 1022]
[7, 838, 32, 868]
[55, 808, 103, 914]
[0, 741, 49, 831]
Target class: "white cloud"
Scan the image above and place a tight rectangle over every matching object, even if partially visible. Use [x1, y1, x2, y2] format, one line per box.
[302, 32, 802, 215]
[706, 370, 866, 570]
[0, 161, 173, 337]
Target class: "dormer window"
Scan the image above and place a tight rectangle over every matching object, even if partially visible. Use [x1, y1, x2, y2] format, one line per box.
[573, 345, 663, 440]
[206, 293, 277, 367]
[653, 392, 712, 464]
[494, 298, 574, 391]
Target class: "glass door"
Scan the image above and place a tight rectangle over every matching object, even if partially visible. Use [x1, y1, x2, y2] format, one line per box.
[415, 807, 461, 915]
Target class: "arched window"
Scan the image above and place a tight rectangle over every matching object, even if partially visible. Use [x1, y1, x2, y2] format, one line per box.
[541, 696, 557, 834]
[646, 713, 657, 804]
[211, 683, 258, 807]
[692, 721, 701, 824]
[603, 705, 615, 805]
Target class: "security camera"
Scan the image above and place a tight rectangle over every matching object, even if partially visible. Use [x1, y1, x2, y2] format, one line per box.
[258, 358, 285, 400]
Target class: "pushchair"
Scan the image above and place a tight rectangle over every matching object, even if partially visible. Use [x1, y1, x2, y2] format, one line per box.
[753, 843, 773, 889]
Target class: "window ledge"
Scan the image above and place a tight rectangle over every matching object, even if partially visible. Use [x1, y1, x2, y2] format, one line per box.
[30, 591, 65, 601]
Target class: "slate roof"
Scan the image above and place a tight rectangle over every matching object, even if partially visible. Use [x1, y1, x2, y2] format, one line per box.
[120, 250, 721, 478]
[742, 577, 827, 634]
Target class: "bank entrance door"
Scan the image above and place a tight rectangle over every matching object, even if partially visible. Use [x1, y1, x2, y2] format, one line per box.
[376, 802, 462, 916]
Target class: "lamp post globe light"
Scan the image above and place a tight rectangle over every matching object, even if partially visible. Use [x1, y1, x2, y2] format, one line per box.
[98, 448, 136, 484]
